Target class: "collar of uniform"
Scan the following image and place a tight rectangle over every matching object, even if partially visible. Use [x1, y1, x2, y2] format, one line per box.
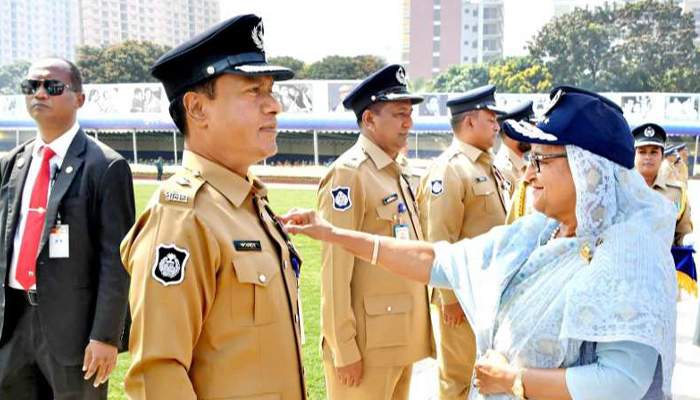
[358, 134, 396, 170]
[181, 150, 253, 208]
[451, 137, 488, 163]
[652, 173, 667, 190]
[504, 145, 527, 172]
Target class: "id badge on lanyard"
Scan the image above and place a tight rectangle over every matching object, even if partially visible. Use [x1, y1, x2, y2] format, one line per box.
[393, 203, 411, 240]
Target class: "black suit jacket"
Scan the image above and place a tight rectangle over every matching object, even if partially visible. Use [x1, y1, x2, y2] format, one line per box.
[0, 129, 135, 365]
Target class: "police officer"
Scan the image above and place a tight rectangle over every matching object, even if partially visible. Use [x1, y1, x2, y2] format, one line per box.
[318, 64, 432, 400]
[660, 145, 683, 184]
[499, 104, 538, 225]
[120, 15, 306, 400]
[494, 100, 534, 197]
[416, 85, 508, 400]
[633, 123, 693, 247]
[675, 143, 690, 184]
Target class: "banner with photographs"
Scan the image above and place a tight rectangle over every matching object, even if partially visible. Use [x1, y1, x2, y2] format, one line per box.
[273, 83, 314, 113]
[328, 82, 358, 113]
[82, 83, 167, 115]
[1, 82, 699, 126]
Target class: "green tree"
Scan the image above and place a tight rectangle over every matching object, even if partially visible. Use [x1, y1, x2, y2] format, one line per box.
[409, 76, 428, 93]
[76, 41, 170, 84]
[0, 60, 32, 94]
[527, 6, 616, 91]
[75, 45, 106, 84]
[488, 57, 553, 93]
[297, 55, 386, 79]
[528, 0, 700, 92]
[608, 0, 700, 91]
[268, 56, 305, 76]
[428, 63, 489, 92]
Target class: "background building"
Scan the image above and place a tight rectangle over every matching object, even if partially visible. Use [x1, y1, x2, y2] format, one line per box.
[0, 0, 220, 66]
[79, 0, 220, 48]
[404, 0, 504, 80]
[0, 0, 81, 65]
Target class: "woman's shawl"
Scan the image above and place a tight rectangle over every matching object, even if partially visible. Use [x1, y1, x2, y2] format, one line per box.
[432, 146, 677, 398]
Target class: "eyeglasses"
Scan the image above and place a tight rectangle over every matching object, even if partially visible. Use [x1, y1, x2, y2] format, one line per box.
[20, 79, 80, 96]
[526, 152, 568, 173]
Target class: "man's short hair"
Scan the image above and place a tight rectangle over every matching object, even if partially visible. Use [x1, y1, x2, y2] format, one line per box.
[168, 77, 217, 135]
[39, 57, 83, 93]
[356, 102, 386, 127]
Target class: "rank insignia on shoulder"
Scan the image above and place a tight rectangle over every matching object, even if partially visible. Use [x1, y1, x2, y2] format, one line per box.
[382, 193, 399, 205]
[152, 244, 190, 286]
[234, 240, 262, 252]
[476, 176, 488, 183]
[331, 186, 352, 211]
[430, 179, 444, 196]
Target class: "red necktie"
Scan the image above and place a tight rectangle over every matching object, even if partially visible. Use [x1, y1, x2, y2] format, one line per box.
[15, 146, 55, 290]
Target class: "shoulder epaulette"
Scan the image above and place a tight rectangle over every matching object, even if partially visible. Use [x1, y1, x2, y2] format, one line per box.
[157, 170, 204, 208]
[338, 146, 369, 169]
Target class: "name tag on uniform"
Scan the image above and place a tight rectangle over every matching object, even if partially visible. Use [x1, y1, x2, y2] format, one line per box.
[394, 224, 411, 240]
[233, 240, 262, 252]
[49, 225, 69, 258]
[382, 193, 399, 205]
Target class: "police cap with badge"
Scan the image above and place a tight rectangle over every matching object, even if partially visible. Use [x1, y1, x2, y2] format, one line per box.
[446, 85, 506, 117]
[498, 100, 535, 123]
[632, 123, 666, 148]
[502, 86, 634, 168]
[342, 64, 423, 120]
[150, 13, 293, 103]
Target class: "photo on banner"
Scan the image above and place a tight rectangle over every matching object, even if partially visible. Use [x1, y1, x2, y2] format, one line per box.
[665, 95, 699, 121]
[328, 82, 357, 113]
[273, 83, 314, 113]
[418, 94, 448, 116]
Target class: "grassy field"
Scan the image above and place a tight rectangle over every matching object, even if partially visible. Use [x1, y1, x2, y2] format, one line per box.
[108, 183, 326, 399]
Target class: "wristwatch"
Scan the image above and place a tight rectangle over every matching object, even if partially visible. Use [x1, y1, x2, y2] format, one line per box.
[511, 368, 526, 399]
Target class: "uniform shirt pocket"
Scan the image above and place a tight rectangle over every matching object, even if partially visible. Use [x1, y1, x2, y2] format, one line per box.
[471, 181, 496, 213]
[231, 252, 280, 326]
[363, 294, 412, 349]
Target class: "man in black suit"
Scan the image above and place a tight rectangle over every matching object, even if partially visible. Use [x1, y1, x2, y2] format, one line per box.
[0, 58, 134, 399]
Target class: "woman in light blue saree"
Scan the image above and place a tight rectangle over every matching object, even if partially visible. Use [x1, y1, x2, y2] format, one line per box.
[281, 86, 676, 400]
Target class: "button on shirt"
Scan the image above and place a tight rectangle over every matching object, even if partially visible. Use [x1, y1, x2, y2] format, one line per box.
[9, 122, 80, 290]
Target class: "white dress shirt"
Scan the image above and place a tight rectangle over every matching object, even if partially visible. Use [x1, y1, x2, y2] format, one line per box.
[9, 122, 80, 290]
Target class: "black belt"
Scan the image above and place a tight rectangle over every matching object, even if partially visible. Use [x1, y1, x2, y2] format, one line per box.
[6, 287, 39, 306]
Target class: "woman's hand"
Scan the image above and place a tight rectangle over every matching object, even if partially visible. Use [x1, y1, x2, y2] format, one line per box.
[278, 208, 334, 241]
[473, 350, 518, 395]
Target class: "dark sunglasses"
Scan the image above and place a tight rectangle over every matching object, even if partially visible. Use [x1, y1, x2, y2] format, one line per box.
[525, 152, 568, 173]
[20, 79, 80, 96]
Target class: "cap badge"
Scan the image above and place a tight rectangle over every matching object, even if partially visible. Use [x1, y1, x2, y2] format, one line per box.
[252, 21, 265, 51]
[206, 66, 215, 75]
[396, 67, 407, 86]
[543, 89, 564, 116]
[643, 126, 655, 138]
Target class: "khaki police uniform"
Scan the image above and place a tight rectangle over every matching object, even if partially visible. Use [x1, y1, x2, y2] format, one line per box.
[318, 134, 432, 400]
[121, 151, 306, 400]
[505, 180, 535, 225]
[494, 144, 525, 198]
[417, 138, 508, 400]
[652, 173, 693, 247]
[660, 158, 682, 186]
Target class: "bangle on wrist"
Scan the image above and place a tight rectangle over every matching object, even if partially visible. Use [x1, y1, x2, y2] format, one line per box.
[511, 367, 526, 399]
[371, 235, 380, 265]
